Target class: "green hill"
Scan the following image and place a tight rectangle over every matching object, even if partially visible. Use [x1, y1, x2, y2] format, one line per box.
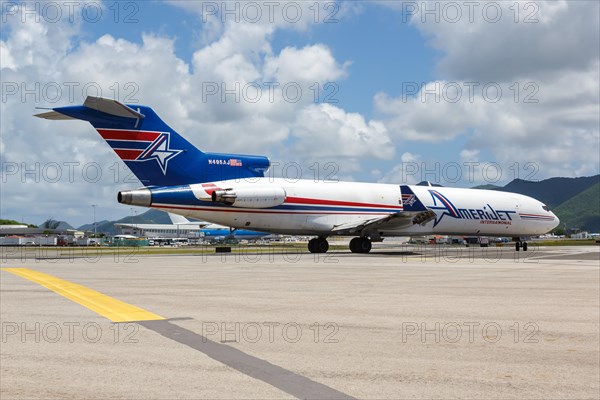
[0, 219, 37, 228]
[499, 176, 599, 208]
[472, 184, 501, 190]
[554, 182, 600, 232]
[0, 219, 25, 225]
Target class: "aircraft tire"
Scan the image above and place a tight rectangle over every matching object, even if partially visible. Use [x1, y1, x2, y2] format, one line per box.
[316, 238, 329, 253]
[349, 238, 360, 253]
[350, 237, 372, 253]
[308, 238, 318, 253]
[309, 238, 329, 253]
[359, 237, 372, 253]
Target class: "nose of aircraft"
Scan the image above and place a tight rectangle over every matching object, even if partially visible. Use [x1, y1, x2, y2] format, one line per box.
[550, 212, 560, 230]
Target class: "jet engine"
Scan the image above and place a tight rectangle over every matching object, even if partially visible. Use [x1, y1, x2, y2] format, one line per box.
[211, 187, 286, 209]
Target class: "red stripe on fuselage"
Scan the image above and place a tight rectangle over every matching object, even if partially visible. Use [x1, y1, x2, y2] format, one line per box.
[285, 196, 402, 210]
[115, 149, 143, 160]
[97, 129, 161, 141]
[154, 204, 394, 215]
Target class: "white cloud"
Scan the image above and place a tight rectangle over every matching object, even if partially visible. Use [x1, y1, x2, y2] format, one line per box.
[264, 44, 348, 84]
[459, 149, 479, 163]
[290, 103, 394, 160]
[375, 63, 600, 178]
[374, 1, 599, 180]
[378, 152, 422, 185]
[407, 0, 600, 81]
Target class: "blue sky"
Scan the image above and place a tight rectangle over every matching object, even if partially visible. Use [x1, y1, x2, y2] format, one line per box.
[77, 2, 438, 116]
[1, 1, 598, 226]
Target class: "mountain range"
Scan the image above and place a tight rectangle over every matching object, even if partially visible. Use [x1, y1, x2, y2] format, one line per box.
[76, 209, 175, 235]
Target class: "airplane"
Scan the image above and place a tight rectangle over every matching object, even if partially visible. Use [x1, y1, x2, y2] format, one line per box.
[35, 96, 560, 253]
[200, 225, 272, 243]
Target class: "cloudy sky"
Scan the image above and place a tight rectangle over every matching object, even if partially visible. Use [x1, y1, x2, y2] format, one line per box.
[1, 0, 599, 227]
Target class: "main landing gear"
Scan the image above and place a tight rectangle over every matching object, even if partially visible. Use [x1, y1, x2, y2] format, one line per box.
[307, 236, 374, 254]
[308, 237, 329, 253]
[349, 237, 372, 253]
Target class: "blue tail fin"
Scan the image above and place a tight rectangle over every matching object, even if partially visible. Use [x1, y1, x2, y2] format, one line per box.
[400, 185, 428, 212]
[35, 96, 270, 186]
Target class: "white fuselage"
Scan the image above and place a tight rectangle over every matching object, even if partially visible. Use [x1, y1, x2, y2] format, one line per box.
[151, 178, 559, 237]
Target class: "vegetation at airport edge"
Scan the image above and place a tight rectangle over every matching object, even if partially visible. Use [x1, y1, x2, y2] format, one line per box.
[553, 182, 600, 233]
[0, 219, 37, 228]
[530, 239, 598, 246]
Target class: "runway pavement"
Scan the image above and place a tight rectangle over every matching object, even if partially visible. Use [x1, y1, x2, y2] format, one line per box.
[1, 245, 599, 399]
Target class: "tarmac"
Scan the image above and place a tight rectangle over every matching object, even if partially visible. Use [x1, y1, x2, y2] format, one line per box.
[1, 244, 599, 399]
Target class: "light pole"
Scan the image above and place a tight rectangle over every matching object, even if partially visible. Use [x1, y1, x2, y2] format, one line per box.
[91, 204, 97, 238]
[130, 207, 138, 236]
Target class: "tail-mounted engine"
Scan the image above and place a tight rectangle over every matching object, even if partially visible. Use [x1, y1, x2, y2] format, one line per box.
[211, 187, 286, 209]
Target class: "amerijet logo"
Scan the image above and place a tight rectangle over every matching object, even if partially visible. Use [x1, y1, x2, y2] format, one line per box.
[401, 194, 417, 206]
[428, 190, 516, 228]
[136, 133, 182, 174]
[98, 129, 183, 175]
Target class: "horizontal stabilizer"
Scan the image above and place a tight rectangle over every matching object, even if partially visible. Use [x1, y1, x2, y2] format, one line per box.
[34, 111, 77, 120]
[34, 96, 145, 124]
[83, 96, 145, 119]
[168, 213, 190, 224]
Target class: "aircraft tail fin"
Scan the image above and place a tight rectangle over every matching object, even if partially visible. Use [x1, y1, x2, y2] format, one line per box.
[35, 96, 271, 187]
[401, 185, 437, 225]
[400, 185, 428, 212]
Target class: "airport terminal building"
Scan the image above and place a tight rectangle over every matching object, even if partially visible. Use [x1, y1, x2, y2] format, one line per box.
[115, 223, 204, 239]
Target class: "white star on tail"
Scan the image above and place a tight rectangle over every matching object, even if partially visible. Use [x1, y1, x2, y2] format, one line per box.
[137, 133, 182, 174]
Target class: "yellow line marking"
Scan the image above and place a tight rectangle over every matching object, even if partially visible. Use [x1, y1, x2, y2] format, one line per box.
[1, 268, 165, 323]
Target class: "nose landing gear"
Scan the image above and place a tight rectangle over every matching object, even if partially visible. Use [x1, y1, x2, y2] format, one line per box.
[515, 240, 528, 251]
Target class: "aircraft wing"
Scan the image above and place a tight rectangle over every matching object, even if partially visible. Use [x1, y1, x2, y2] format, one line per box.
[331, 185, 436, 235]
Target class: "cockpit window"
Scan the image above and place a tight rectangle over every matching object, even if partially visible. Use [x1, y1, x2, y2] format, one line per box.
[542, 205, 551, 212]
